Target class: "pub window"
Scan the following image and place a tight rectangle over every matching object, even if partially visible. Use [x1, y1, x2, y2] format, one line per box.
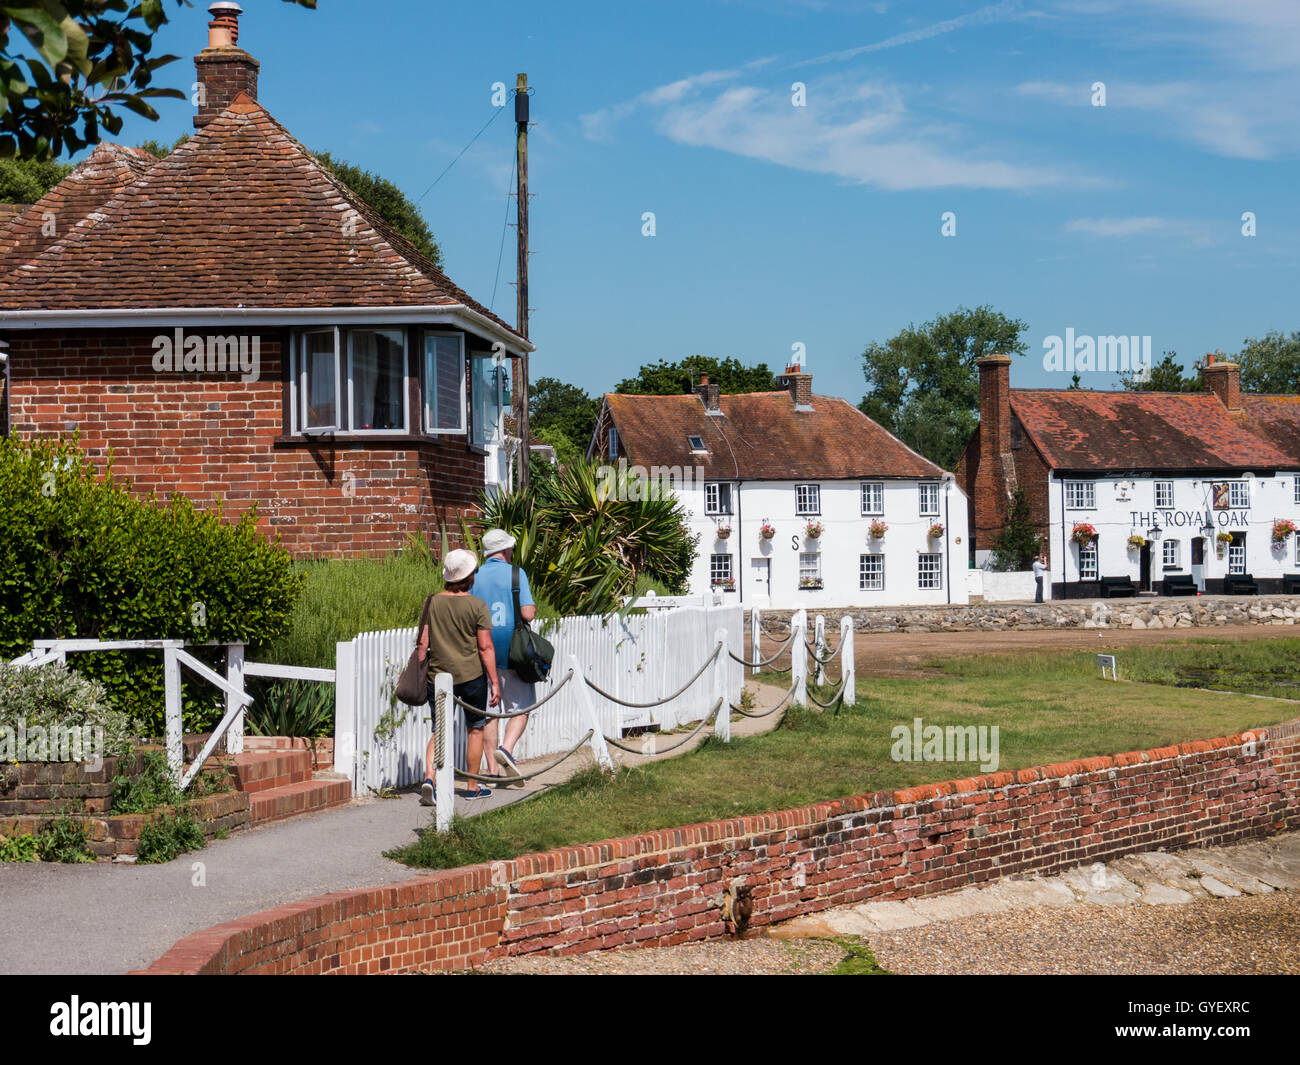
[1154, 481, 1174, 509]
[1162, 539, 1180, 569]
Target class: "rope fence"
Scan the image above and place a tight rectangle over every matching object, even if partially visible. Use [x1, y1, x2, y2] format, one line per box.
[426, 609, 854, 833]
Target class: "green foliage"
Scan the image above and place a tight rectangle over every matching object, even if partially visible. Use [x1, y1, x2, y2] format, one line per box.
[990, 488, 1042, 571]
[253, 539, 443, 668]
[481, 457, 698, 616]
[36, 816, 93, 862]
[111, 749, 180, 814]
[529, 376, 601, 451]
[0, 832, 39, 861]
[860, 305, 1028, 470]
[1120, 351, 1202, 392]
[0, 435, 301, 734]
[1234, 332, 1300, 393]
[0, 1, 316, 160]
[136, 811, 204, 864]
[245, 679, 334, 738]
[825, 937, 891, 975]
[314, 150, 443, 268]
[0, 661, 135, 758]
[136, 133, 188, 159]
[616, 355, 776, 396]
[532, 424, 583, 468]
[0, 155, 70, 201]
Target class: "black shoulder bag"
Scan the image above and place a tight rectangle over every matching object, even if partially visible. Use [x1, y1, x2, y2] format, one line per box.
[506, 566, 554, 683]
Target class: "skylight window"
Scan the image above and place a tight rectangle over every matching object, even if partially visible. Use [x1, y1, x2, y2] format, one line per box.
[688, 435, 707, 453]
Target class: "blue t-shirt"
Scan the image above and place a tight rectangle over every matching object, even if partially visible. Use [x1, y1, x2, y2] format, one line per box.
[471, 557, 534, 666]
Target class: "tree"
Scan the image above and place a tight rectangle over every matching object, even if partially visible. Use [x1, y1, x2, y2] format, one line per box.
[529, 376, 601, 451]
[314, 151, 442, 268]
[0, 155, 70, 202]
[1235, 332, 1300, 393]
[616, 355, 775, 396]
[860, 305, 1028, 470]
[532, 424, 582, 469]
[990, 488, 1041, 571]
[1120, 351, 1201, 392]
[0, 0, 316, 161]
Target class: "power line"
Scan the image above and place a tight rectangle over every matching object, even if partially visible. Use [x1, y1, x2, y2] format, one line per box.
[490, 154, 517, 313]
[415, 104, 508, 204]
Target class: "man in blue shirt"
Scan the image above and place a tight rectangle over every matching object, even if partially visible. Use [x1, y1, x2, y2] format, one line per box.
[472, 528, 536, 783]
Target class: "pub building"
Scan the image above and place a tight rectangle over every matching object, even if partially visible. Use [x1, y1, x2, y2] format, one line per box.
[957, 354, 1300, 598]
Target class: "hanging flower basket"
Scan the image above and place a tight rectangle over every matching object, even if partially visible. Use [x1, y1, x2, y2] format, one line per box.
[1071, 522, 1097, 546]
[1273, 519, 1296, 544]
[716, 524, 732, 540]
[759, 520, 776, 541]
[928, 522, 945, 539]
[868, 519, 888, 540]
[804, 520, 824, 539]
[1216, 531, 1234, 544]
[1127, 535, 1146, 549]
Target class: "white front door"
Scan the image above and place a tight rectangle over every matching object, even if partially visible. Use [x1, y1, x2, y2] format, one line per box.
[749, 557, 770, 606]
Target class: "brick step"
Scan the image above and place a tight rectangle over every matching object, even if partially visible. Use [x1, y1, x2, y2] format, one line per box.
[249, 775, 351, 826]
[224, 750, 313, 794]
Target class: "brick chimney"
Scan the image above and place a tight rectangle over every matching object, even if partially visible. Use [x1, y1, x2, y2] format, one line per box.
[777, 364, 813, 411]
[694, 374, 721, 413]
[973, 353, 1014, 551]
[1202, 353, 1243, 412]
[193, 2, 258, 129]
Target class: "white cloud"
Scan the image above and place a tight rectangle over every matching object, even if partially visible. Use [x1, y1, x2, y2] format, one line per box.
[1064, 216, 1216, 244]
[795, 0, 1027, 66]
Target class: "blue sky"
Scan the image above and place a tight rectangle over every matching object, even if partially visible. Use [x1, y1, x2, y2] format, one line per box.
[111, 0, 1299, 404]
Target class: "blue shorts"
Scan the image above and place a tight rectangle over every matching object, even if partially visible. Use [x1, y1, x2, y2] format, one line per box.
[428, 674, 489, 731]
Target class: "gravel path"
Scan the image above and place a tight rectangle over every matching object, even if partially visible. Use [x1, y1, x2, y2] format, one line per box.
[472, 936, 845, 976]
[869, 891, 1300, 975]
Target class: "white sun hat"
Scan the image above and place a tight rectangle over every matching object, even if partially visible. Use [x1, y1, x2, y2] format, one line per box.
[481, 528, 517, 555]
[442, 548, 479, 583]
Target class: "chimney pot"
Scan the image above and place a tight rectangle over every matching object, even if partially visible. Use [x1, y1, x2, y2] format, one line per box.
[695, 375, 721, 413]
[1202, 357, 1242, 412]
[194, 2, 257, 128]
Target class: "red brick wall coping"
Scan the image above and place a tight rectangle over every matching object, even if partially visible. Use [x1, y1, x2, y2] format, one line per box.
[136, 722, 1300, 974]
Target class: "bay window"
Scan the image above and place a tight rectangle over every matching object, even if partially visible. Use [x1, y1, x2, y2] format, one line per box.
[349, 328, 406, 433]
[424, 332, 465, 434]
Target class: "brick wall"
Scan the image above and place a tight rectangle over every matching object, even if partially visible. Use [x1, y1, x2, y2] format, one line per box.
[957, 414, 1054, 563]
[7, 329, 485, 557]
[138, 719, 1300, 974]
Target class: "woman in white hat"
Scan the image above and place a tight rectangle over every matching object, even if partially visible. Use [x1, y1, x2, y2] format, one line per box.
[418, 548, 502, 802]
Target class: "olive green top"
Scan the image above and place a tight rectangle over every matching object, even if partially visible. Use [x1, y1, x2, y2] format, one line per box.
[423, 593, 492, 685]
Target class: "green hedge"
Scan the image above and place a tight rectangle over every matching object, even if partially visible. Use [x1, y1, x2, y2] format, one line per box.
[0, 435, 301, 734]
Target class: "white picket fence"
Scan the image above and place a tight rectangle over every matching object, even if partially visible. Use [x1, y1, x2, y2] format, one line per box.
[334, 603, 745, 795]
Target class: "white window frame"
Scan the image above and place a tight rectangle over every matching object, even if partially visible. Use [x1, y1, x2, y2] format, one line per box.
[859, 553, 884, 591]
[918, 482, 940, 517]
[1064, 481, 1096, 510]
[1079, 540, 1098, 580]
[918, 552, 942, 590]
[1228, 481, 1250, 508]
[422, 330, 467, 436]
[795, 484, 820, 516]
[860, 482, 884, 516]
[1295, 478, 1300, 506]
[346, 327, 409, 437]
[798, 552, 822, 587]
[1295, 534, 1299, 566]
[1162, 539, 1180, 569]
[1154, 481, 1174, 509]
[295, 327, 341, 435]
[709, 553, 733, 588]
[705, 482, 733, 516]
[1229, 539, 1246, 576]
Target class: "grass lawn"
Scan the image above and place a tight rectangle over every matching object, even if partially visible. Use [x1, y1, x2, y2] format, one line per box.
[389, 635, 1300, 871]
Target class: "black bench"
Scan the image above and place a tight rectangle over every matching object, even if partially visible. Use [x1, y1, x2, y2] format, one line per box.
[1224, 573, 1259, 595]
[1099, 575, 1138, 598]
[1161, 573, 1197, 595]
[1284, 574, 1300, 595]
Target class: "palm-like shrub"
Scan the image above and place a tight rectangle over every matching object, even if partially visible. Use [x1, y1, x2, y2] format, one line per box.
[482, 459, 697, 616]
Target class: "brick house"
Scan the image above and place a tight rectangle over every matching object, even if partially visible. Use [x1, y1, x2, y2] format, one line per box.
[0, 4, 530, 557]
[957, 354, 1300, 597]
[589, 367, 971, 608]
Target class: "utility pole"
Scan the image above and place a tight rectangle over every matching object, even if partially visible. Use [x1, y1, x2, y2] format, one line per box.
[514, 72, 531, 491]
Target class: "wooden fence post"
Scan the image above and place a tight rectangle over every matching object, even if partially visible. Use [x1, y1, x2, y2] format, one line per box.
[813, 614, 827, 687]
[225, 642, 245, 755]
[713, 626, 731, 743]
[163, 642, 183, 783]
[434, 672, 455, 834]
[750, 608, 761, 676]
[334, 639, 357, 787]
[791, 610, 807, 708]
[840, 615, 855, 707]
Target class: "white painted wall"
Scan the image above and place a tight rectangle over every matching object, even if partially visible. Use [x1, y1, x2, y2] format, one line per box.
[1045, 471, 1300, 591]
[673, 477, 970, 608]
[974, 569, 1046, 601]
